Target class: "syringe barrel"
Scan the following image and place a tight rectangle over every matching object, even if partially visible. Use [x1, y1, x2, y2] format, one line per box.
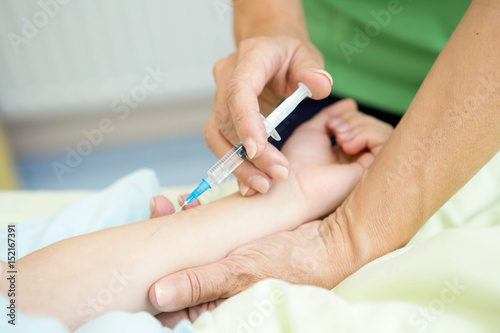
[207, 142, 247, 185]
[205, 83, 311, 186]
[266, 83, 312, 129]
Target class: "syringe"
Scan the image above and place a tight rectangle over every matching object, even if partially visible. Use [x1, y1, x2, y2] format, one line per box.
[184, 82, 312, 205]
[149, 83, 311, 238]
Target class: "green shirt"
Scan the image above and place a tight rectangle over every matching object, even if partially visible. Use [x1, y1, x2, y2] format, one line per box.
[303, 0, 471, 115]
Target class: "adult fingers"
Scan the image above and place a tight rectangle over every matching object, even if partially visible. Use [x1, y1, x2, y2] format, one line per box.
[205, 114, 273, 195]
[150, 260, 249, 312]
[225, 39, 284, 158]
[291, 42, 333, 99]
[154, 299, 226, 328]
[235, 143, 291, 195]
[212, 54, 240, 146]
[226, 38, 332, 159]
[248, 143, 290, 183]
[209, 37, 334, 193]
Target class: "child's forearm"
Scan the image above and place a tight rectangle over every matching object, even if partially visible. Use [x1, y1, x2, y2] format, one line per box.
[2, 175, 309, 328]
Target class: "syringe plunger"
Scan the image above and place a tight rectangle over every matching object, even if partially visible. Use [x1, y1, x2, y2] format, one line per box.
[183, 83, 311, 205]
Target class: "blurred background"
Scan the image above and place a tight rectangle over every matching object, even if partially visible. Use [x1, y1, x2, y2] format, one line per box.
[0, 0, 235, 190]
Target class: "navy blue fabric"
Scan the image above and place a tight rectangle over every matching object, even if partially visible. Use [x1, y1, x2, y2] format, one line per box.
[270, 95, 402, 150]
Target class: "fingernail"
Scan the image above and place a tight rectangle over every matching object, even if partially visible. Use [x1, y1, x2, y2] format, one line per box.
[310, 68, 333, 86]
[337, 131, 352, 142]
[243, 138, 257, 159]
[335, 123, 350, 133]
[155, 281, 176, 307]
[328, 118, 342, 128]
[249, 174, 270, 194]
[149, 197, 156, 218]
[178, 196, 184, 206]
[268, 165, 289, 182]
[240, 184, 250, 197]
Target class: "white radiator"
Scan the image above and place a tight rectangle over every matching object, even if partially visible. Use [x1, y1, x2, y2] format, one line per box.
[0, 0, 235, 121]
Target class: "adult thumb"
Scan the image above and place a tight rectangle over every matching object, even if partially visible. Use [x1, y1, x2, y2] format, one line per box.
[150, 262, 236, 312]
[291, 46, 333, 100]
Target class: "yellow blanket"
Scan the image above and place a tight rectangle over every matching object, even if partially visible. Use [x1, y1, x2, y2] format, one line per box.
[1, 152, 498, 332]
[192, 152, 500, 332]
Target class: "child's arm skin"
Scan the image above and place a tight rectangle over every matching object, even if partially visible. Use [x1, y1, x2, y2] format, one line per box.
[11, 183, 304, 329]
[0, 100, 392, 329]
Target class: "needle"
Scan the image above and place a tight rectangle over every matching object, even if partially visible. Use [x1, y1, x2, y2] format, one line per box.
[149, 203, 186, 238]
[181, 83, 312, 209]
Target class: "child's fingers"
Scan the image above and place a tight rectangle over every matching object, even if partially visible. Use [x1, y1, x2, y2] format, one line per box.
[149, 193, 201, 219]
[327, 108, 393, 155]
[302, 99, 358, 131]
[150, 195, 175, 218]
[178, 193, 201, 210]
[329, 109, 391, 134]
[341, 127, 392, 156]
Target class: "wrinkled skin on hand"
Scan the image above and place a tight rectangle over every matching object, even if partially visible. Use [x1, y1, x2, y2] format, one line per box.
[150, 99, 393, 328]
[206, 35, 333, 196]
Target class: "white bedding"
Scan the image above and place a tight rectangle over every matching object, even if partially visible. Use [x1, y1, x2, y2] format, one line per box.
[1, 153, 499, 333]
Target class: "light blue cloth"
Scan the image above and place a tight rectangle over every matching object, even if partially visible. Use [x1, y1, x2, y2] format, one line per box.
[0, 169, 159, 258]
[1, 152, 499, 332]
[0, 169, 194, 333]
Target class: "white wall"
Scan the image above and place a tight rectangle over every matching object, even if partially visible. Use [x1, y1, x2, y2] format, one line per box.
[0, 0, 235, 153]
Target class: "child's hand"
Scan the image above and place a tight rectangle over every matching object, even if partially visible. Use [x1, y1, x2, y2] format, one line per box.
[280, 99, 393, 217]
[149, 99, 392, 220]
[149, 99, 393, 220]
[147, 99, 393, 324]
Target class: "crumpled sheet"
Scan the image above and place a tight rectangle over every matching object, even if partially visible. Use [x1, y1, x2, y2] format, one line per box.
[1, 153, 499, 333]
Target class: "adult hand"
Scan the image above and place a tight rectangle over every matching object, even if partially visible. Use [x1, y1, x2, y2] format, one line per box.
[149, 198, 344, 328]
[151, 219, 342, 328]
[207, 35, 333, 197]
[149, 194, 202, 326]
[149, 99, 393, 327]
